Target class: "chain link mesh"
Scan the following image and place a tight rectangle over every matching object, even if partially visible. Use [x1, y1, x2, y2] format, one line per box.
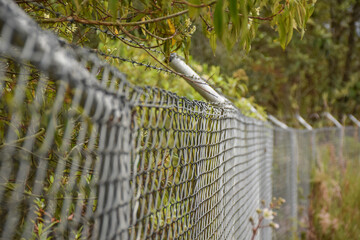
[0, 1, 272, 239]
[1, 0, 360, 239]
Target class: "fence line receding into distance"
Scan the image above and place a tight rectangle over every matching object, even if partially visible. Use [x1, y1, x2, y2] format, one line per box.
[1, 1, 359, 240]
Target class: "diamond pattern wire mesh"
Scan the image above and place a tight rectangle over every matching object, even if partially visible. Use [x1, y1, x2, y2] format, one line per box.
[272, 129, 294, 239]
[0, 0, 273, 239]
[2, 0, 360, 239]
[272, 126, 360, 240]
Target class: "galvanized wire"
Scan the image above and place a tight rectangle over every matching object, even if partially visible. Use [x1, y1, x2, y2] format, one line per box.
[1, 1, 360, 240]
[0, 1, 272, 239]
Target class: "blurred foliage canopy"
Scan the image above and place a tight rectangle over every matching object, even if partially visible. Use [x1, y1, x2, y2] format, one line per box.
[23, 0, 315, 56]
[18, 0, 320, 120]
[190, 0, 360, 126]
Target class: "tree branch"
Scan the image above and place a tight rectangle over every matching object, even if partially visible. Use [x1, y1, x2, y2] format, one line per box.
[40, 9, 189, 26]
[251, 216, 264, 240]
[172, 0, 217, 8]
[240, 4, 285, 21]
[140, 26, 178, 41]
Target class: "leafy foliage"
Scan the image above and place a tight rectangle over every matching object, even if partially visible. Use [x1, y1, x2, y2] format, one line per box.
[0, 1, 317, 238]
[24, 0, 313, 53]
[18, 0, 314, 97]
[0, 58, 97, 238]
[190, 0, 359, 124]
[14, 0, 315, 123]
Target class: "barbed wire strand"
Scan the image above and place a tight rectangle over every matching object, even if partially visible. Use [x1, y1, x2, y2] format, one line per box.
[86, 48, 211, 85]
[23, 1, 214, 87]
[25, 1, 163, 54]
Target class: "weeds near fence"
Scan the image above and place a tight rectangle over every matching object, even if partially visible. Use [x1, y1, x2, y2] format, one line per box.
[308, 139, 360, 239]
[0, 58, 98, 238]
[249, 197, 285, 240]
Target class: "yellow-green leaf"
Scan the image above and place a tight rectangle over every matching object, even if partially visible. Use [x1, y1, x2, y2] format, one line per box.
[286, 17, 294, 46]
[229, 0, 240, 34]
[108, 0, 118, 20]
[189, 0, 201, 18]
[210, 32, 217, 55]
[167, 19, 176, 46]
[239, 0, 248, 48]
[214, 0, 224, 39]
[277, 16, 287, 49]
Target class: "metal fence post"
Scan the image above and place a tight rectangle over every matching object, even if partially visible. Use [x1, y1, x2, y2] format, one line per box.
[295, 114, 313, 231]
[268, 115, 299, 239]
[295, 113, 316, 167]
[323, 112, 345, 169]
[5, 1, 360, 240]
[169, 53, 271, 239]
[349, 115, 360, 163]
[290, 131, 299, 238]
[260, 123, 273, 240]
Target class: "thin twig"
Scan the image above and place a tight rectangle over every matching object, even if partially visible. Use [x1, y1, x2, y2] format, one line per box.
[140, 26, 178, 41]
[248, 4, 285, 20]
[200, 14, 213, 31]
[40, 10, 189, 26]
[0, 128, 45, 149]
[117, 25, 215, 93]
[251, 216, 264, 240]
[172, 0, 217, 8]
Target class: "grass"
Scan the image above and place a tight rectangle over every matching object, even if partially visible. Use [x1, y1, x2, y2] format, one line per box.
[308, 137, 360, 239]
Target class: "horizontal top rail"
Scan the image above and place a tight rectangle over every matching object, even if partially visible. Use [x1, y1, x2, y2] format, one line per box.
[169, 53, 230, 104]
[169, 53, 267, 121]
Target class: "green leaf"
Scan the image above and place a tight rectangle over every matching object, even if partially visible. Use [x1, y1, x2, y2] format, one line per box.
[131, 13, 146, 23]
[214, 0, 224, 39]
[164, 40, 171, 63]
[239, 0, 248, 48]
[183, 37, 191, 62]
[229, 0, 240, 34]
[286, 11, 294, 45]
[225, 37, 236, 52]
[305, 4, 315, 24]
[210, 32, 217, 55]
[189, 0, 201, 18]
[286, 19, 294, 45]
[294, 3, 306, 30]
[277, 9, 293, 50]
[277, 16, 287, 49]
[108, 0, 118, 20]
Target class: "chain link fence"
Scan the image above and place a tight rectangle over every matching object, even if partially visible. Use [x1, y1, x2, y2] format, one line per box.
[1, 0, 359, 239]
